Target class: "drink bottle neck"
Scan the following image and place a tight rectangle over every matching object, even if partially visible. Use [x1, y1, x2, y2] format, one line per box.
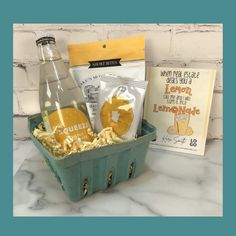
[37, 42, 62, 62]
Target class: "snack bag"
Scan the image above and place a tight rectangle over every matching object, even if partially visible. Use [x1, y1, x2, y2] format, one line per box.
[95, 75, 148, 139]
[68, 35, 145, 127]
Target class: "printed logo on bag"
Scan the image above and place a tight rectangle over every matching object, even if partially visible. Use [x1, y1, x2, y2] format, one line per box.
[88, 58, 121, 68]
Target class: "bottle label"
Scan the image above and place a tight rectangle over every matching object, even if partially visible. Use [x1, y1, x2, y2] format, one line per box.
[43, 107, 93, 144]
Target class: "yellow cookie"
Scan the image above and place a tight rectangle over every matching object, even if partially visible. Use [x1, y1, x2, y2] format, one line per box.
[100, 96, 134, 136]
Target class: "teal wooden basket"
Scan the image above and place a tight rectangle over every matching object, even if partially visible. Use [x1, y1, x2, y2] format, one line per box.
[28, 114, 156, 202]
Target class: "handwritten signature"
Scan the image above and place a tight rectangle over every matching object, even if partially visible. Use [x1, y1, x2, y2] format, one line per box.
[162, 135, 187, 145]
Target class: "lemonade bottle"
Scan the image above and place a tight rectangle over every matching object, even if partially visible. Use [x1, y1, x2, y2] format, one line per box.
[36, 32, 93, 144]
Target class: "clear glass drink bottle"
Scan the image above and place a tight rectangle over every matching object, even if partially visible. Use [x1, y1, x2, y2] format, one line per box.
[36, 32, 93, 144]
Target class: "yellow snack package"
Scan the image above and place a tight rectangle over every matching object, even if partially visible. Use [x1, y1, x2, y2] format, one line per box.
[68, 35, 145, 127]
[95, 75, 148, 139]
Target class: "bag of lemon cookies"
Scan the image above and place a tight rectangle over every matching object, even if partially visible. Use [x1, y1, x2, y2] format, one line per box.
[95, 75, 148, 139]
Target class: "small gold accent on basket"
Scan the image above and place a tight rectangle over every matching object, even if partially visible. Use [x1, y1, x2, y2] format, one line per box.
[107, 171, 113, 187]
[82, 178, 89, 196]
[128, 162, 134, 178]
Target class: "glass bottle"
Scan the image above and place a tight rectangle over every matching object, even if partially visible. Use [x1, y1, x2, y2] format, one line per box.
[36, 32, 93, 144]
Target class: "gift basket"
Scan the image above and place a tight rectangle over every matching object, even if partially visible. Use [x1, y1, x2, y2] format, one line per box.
[29, 33, 156, 202]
